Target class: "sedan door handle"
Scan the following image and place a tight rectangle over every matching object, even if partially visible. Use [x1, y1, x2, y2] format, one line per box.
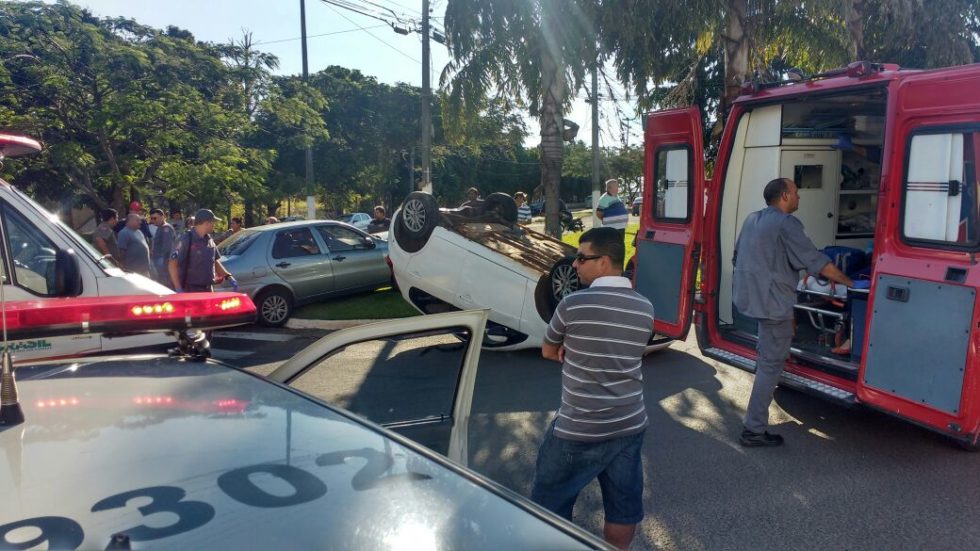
[276, 261, 291, 268]
[333, 255, 346, 262]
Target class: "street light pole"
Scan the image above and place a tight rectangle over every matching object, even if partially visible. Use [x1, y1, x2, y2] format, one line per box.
[301, 0, 316, 219]
[420, 0, 432, 193]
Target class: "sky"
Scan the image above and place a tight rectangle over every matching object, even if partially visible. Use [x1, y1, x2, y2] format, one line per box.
[71, 0, 642, 149]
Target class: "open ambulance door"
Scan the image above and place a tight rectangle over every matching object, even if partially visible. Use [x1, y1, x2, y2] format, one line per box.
[633, 107, 705, 340]
[857, 66, 980, 443]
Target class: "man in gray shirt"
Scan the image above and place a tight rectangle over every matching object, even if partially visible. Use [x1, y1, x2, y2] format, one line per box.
[733, 178, 861, 447]
[116, 213, 151, 277]
[532, 227, 654, 551]
[149, 208, 176, 288]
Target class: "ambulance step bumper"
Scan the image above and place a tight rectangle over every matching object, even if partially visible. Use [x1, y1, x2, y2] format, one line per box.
[703, 347, 857, 406]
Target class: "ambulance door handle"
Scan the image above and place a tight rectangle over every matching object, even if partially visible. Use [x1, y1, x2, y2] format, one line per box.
[886, 286, 909, 302]
[826, 212, 834, 218]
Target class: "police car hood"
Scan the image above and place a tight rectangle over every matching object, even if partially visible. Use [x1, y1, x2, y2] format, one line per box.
[0, 357, 601, 549]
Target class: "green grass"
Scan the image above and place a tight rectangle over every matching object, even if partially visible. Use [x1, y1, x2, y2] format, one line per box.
[562, 222, 640, 265]
[294, 287, 420, 320]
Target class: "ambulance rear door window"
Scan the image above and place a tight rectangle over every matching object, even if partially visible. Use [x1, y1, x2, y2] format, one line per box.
[902, 129, 980, 249]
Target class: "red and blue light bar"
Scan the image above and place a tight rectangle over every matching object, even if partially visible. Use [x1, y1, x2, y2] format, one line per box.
[0, 292, 256, 340]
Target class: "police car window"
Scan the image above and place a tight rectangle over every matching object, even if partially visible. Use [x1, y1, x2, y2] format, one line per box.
[290, 328, 469, 454]
[2, 205, 58, 295]
[653, 146, 691, 221]
[316, 225, 367, 252]
[902, 130, 979, 248]
[272, 228, 321, 259]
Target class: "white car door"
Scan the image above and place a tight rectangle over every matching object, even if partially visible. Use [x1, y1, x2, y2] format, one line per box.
[268, 309, 488, 466]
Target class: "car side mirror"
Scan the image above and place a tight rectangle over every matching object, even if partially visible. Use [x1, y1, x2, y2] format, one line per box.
[54, 248, 82, 297]
[363, 237, 376, 249]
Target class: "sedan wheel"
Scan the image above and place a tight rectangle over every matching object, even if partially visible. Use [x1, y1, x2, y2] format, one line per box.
[257, 289, 292, 327]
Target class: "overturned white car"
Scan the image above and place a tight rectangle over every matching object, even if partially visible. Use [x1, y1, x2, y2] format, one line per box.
[389, 192, 578, 350]
[388, 191, 671, 353]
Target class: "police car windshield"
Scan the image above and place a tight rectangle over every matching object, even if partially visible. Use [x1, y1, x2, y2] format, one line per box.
[12, 186, 112, 269]
[218, 228, 260, 257]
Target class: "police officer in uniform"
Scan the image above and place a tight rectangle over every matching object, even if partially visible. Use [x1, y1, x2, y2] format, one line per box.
[168, 209, 237, 293]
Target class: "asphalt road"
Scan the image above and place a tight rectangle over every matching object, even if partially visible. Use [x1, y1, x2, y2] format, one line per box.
[213, 326, 980, 550]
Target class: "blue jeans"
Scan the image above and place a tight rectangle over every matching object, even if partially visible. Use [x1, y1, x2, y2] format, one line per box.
[531, 420, 645, 524]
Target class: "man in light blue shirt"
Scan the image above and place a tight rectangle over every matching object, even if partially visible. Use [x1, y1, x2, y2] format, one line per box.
[596, 179, 628, 240]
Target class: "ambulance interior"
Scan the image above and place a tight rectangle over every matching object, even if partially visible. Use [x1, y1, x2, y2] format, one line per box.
[716, 89, 887, 374]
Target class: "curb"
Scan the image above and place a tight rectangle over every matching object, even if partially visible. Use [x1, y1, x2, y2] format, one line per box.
[286, 318, 398, 331]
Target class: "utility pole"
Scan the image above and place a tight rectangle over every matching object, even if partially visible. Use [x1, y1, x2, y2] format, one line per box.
[301, 0, 316, 219]
[420, 0, 432, 193]
[591, 58, 601, 228]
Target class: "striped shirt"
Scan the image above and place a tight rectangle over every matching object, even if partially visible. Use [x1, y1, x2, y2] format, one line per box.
[517, 204, 532, 223]
[597, 193, 629, 229]
[545, 276, 654, 442]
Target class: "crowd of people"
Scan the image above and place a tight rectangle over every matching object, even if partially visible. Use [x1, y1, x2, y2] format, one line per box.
[92, 202, 239, 293]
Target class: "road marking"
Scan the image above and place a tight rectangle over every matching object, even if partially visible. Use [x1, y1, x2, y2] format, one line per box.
[214, 331, 295, 342]
[210, 348, 254, 360]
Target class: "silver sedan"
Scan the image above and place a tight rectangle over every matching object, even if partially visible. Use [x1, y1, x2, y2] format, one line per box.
[217, 220, 391, 326]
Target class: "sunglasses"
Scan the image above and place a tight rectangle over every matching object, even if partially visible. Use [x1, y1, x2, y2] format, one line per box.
[574, 253, 604, 263]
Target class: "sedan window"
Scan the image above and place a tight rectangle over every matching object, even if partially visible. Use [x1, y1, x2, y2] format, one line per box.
[316, 225, 369, 252]
[218, 229, 261, 257]
[272, 228, 322, 259]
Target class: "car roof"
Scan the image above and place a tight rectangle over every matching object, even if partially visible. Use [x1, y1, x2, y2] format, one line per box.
[1, 356, 603, 549]
[247, 219, 357, 232]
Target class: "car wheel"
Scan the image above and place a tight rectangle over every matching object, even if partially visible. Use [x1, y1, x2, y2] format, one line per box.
[256, 288, 292, 327]
[483, 192, 518, 223]
[401, 192, 440, 239]
[394, 192, 440, 253]
[548, 256, 580, 307]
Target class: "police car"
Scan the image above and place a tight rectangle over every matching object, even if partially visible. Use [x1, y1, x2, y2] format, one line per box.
[0, 293, 611, 549]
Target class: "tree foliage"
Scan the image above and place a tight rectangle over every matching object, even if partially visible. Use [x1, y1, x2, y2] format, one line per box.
[0, 1, 283, 215]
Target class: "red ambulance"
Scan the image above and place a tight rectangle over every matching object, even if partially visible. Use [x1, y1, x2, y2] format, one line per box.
[634, 61, 980, 449]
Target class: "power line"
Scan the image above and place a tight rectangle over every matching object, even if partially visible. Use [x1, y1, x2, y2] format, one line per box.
[253, 24, 388, 46]
[320, 2, 421, 64]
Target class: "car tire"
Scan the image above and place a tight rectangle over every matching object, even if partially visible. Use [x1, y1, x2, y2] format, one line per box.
[483, 192, 518, 223]
[256, 287, 293, 327]
[394, 192, 440, 252]
[548, 256, 580, 308]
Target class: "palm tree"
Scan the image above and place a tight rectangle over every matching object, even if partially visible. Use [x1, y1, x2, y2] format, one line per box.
[442, 0, 597, 237]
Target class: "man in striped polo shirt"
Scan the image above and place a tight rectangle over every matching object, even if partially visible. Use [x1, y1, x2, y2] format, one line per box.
[596, 179, 629, 240]
[531, 226, 654, 550]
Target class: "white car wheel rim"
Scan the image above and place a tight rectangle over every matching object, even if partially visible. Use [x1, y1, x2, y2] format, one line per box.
[263, 295, 289, 323]
[552, 264, 579, 299]
[403, 199, 427, 232]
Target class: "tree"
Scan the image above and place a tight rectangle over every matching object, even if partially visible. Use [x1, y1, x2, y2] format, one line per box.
[442, 0, 597, 236]
[0, 2, 273, 216]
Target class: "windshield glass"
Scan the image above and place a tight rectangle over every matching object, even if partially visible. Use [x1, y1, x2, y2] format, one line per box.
[10, 186, 115, 270]
[336, 214, 354, 223]
[218, 229, 261, 257]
